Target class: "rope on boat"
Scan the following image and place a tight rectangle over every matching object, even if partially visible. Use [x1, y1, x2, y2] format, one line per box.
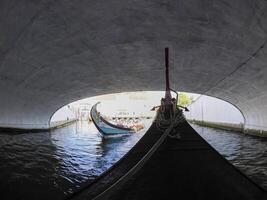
[154, 107, 185, 139]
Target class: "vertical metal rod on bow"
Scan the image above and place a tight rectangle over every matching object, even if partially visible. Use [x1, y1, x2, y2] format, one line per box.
[164, 48, 172, 102]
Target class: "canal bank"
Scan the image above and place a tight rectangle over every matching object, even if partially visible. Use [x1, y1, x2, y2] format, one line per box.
[188, 119, 243, 133]
[0, 119, 77, 134]
[69, 121, 267, 200]
[49, 119, 77, 130]
[188, 119, 267, 137]
[185, 95, 267, 138]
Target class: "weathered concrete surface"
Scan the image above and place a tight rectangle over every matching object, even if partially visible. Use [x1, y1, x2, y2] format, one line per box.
[1, 0, 267, 130]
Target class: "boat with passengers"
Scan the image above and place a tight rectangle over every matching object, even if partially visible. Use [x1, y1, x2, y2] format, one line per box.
[90, 102, 144, 136]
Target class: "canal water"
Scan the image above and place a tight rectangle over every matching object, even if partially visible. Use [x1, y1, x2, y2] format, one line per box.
[191, 123, 267, 191]
[0, 121, 149, 200]
[0, 121, 266, 200]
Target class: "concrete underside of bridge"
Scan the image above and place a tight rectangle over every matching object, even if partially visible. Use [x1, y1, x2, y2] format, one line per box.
[1, 0, 267, 134]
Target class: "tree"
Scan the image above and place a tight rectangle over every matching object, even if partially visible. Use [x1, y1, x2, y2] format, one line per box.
[178, 93, 192, 107]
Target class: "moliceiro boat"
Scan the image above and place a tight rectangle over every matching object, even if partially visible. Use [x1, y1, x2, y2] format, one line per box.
[90, 102, 144, 136]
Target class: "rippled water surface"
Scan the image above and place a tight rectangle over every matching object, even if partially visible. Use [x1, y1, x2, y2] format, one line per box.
[1, 122, 267, 200]
[191, 124, 267, 191]
[0, 121, 148, 200]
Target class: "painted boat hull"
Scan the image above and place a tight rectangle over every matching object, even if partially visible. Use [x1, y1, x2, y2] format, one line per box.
[90, 103, 135, 136]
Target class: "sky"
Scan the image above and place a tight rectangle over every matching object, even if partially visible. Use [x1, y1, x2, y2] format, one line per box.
[50, 91, 243, 125]
[51, 91, 192, 122]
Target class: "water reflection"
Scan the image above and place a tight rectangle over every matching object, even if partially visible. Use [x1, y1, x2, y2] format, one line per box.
[1, 121, 266, 200]
[0, 121, 150, 200]
[0, 131, 60, 199]
[191, 124, 267, 191]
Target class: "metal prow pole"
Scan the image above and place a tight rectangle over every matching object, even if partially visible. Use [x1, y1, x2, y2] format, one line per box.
[160, 48, 175, 119]
[165, 48, 172, 102]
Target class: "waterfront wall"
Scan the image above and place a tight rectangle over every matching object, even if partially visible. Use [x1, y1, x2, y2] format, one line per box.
[184, 95, 243, 132]
[50, 105, 77, 129]
[50, 119, 77, 129]
[185, 95, 244, 125]
[188, 119, 244, 132]
[185, 95, 267, 137]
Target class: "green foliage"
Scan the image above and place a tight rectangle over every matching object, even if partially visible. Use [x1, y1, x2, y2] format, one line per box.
[177, 93, 192, 107]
